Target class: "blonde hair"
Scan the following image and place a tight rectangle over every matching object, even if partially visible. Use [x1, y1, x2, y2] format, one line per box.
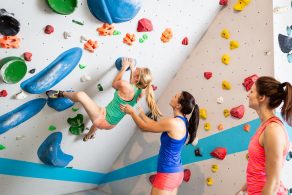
[134, 68, 163, 120]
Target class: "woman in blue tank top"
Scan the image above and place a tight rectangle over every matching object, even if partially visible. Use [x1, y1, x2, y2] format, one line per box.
[121, 91, 199, 195]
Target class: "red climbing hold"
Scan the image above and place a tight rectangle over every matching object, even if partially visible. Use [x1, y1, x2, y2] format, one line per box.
[137, 18, 153, 32]
[149, 174, 156, 184]
[0, 90, 8, 97]
[210, 147, 227, 160]
[44, 25, 54, 34]
[151, 84, 157, 91]
[183, 169, 191, 182]
[182, 37, 189, 45]
[219, 0, 228, 6]
[24, 52, 32, 61]
[242, 74, 258, 91]
[230, 105, 245, 119]
[204, 72, 212, 80]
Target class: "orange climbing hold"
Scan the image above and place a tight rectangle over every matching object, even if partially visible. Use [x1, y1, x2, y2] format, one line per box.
[243, 124, 250, 132]
[84, 39, 98, 52]
[0, 36, 20, 48]
[123, 33, 136, 45]
[96, 23, 114, 36]
[161, 28, 173, 43]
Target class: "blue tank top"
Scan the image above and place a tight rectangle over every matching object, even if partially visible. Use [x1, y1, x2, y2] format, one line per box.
[157, 116, 189, 173]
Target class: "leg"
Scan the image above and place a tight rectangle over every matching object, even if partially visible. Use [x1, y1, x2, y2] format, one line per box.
[63, 91, 102, 123]
[150, 187, 172, 195]
[83, 125, 97, 142]
[171, 188, 178, 195]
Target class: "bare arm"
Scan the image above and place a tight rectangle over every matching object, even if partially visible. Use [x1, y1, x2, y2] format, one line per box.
[112, 58, 133, 89]
[120, 104, 173, 133]
[261, 123, 286, 195]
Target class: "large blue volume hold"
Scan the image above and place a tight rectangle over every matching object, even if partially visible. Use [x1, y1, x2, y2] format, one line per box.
[87, 0, 142, 24]
[20, 47, 82, 94]
[0, 98, 47, 135]
[47, 98, 74, 112]
[37, 132, 73, 167]
[278, 34, 292, 53]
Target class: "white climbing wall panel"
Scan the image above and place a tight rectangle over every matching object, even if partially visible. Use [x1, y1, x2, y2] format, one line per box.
[0, 0, 221, 194]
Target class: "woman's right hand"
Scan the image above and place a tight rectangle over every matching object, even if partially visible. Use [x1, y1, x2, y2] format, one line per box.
[121, 58, 133, 71]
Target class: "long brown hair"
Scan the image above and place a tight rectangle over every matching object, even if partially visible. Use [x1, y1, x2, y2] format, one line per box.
[255, 76, 292, 126]
[179, 91, 199, 144]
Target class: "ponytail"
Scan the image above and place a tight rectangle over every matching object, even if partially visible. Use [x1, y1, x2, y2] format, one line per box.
[281, 82, 292, 126]
[146, 83, 163, 121]
[187, 104, 199, 144]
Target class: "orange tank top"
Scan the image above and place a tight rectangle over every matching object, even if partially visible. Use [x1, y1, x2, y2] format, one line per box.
[247, 116, 290, 195]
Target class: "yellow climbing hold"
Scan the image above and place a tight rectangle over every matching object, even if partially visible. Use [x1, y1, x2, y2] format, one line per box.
[206, 177, 213, 186]
[221, 54, 230, 65]
[224, 109, 230, 117]
[230, 40, 239, 50]
[221, 29, 230, 39]
[204, 122, 211, 131]
[211, 165, 219, 172]
[200, 108, 207, 120]
[233, 0, 251, 11]
[222, 80, 231, 90]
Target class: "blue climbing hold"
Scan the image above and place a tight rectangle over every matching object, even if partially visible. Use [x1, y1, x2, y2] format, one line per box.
[37, 132, 73, 167]
[287, 53, 292, 63]
[278, 34, 292, 54]
[87, 0, 142, 24]
[0, 98, 47, 135]
[47, 97, 74, 112]
[115, 57, 136, 71]
[20, 47, 82, 94]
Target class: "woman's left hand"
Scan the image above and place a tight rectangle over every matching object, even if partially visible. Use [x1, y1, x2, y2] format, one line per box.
[120, 104, 134, 115]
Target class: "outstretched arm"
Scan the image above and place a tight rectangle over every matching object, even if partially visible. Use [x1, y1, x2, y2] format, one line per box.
[120, 104, 172, 133]
[112, 58, 133, 89]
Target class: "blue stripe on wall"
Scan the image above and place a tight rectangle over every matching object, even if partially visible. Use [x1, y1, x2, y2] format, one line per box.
[0, 116, 291, 184]
[0, 158, 105, 184]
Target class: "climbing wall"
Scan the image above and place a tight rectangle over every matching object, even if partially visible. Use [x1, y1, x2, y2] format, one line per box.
[96, 0, 292, 194]
[0, 0, 221, 194]
[273, 0, 292, 189]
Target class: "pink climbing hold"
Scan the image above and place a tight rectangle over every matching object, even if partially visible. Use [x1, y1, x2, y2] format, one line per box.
[44, 25, 54, 34]
[210, 147, 227, 160]
[182, 37, 189, 45]
[230, 105, 245, 119]
[204, 72, 212, 80]
[151, 84, 157, 91]
[219, 0, 228, 6]
[0, 90, 8, 97]
[183, 169, 191, 182]
[149, 174, 156, 184]
[242, 74, 258, 91]
[137, 18, 153, 32]
[24, 52, 32, 61]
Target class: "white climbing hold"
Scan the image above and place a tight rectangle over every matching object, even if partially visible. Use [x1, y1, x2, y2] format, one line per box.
[80, 35, 88, 43]
[16, 135, 25, 140]
[217, 96, 224, 104]
[63, 32, 71, 39]
[15, 91, 28, 100]
[80, 75, 91, 82]
[273, 6, 288, 13]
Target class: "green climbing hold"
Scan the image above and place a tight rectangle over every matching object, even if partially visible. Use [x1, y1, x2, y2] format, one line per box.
[48, 125, 57, 131]
[79, 64, 86, 69]
[142, 34, 148, 40]
[71, 107, 79, 112]
[139, 38, 144, 43]
[69, 123, 85, 135]
[66, 166, 73, 169]
[67, 114, 83, 126]
[0, 56, 27, 84]
[113, 30, 121, 35]
[0, 144, 6, 150]
[47, 0, 77, 15]
[97, 84, 103, 91]
[72, 20, 84, 25]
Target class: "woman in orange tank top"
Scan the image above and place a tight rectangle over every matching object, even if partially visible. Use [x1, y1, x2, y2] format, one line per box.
[236, 76, 292, 195]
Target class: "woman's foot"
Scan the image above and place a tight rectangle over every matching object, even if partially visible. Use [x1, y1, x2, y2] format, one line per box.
[46, 90, 64, 98]
[83, 133, 95, 142]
